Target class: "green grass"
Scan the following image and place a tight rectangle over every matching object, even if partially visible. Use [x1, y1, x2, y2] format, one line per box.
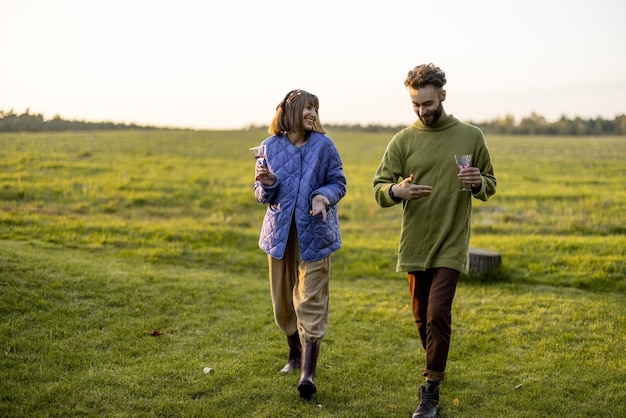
[1, 130, 625, 417]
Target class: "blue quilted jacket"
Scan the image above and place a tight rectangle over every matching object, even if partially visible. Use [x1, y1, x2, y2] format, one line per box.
[254, 132, 347, 261]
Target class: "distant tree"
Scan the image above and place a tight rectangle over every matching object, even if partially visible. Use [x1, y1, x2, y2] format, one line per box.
[617, 115, 626, 135]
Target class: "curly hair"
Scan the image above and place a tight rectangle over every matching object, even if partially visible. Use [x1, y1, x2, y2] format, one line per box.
[404, 63, 447, 89]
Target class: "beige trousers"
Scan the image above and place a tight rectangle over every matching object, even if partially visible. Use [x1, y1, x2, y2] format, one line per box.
[268, 225, 330, 344]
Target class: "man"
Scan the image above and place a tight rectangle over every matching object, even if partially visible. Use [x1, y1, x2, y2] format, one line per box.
[373, 63, 497, 418]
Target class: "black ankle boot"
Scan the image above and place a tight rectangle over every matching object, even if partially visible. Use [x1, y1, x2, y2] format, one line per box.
[412, 380, 440, 418]
[279, 332, 301, 373]
[297, 342, 320, 400]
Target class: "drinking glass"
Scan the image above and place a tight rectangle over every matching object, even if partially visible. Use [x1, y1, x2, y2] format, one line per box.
[454, 154, 472, 191]
[249, 145, 266, 166]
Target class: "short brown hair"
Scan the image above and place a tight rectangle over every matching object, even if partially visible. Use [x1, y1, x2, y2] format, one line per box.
[404, 63, 447, 89]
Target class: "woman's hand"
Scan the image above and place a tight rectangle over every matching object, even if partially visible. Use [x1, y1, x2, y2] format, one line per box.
[256, 165, 276, 186]
[310, 194, 330, 222]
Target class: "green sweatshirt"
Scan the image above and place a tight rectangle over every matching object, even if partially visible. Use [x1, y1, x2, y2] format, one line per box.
[373, 115, 497, 274]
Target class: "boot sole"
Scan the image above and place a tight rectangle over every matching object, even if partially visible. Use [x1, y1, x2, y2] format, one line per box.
[297, 381, 316, 400]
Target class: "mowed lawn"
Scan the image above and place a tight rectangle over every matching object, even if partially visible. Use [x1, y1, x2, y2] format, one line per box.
[0, 129, 624, 417]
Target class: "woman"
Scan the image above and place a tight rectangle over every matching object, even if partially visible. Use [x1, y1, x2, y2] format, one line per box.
[253, 89, 346, 400]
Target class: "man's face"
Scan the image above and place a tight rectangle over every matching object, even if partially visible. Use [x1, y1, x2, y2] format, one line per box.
[409, 85, 446, 126]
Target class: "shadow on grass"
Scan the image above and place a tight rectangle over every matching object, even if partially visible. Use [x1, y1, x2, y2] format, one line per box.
[462, 265, 512, 285]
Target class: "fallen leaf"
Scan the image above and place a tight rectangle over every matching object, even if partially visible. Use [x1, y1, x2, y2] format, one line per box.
[150, 330, 163, 336]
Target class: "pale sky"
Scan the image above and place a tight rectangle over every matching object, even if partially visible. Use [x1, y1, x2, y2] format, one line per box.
[1, 0, 625, 130]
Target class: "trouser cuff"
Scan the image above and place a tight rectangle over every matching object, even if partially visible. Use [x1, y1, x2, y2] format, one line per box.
[422, 368, 445, 382]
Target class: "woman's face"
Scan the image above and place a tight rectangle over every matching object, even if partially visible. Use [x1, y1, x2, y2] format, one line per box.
[302, 102, 318, 130]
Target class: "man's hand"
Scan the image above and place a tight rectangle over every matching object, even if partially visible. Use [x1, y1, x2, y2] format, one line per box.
[458, 167, 481, 188]
[393, 174, 433, 201]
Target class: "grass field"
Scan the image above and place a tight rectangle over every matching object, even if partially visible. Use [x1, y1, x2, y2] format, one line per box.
[1, 129, 625, 417]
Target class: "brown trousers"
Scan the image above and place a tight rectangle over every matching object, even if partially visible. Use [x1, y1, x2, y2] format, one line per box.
[408, 267, 459, 382]
[268, 225, 330, 344]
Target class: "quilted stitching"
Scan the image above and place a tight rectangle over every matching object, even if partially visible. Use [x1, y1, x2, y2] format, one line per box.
[254, 133, 346, 261]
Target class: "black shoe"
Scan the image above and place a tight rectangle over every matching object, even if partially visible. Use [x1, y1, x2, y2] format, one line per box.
[412, 381, 440, 418]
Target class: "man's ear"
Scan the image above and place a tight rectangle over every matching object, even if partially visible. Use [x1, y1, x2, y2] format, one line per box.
[441, 89, 447, 102]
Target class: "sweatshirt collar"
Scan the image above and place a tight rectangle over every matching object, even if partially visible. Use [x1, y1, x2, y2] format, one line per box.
[412, 115, 458, 131]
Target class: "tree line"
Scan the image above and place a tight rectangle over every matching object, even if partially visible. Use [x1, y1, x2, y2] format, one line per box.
[325, 113, 626, 136]
[470, 112, 626, 136]
[0, 109, 159, 132]
[1, 109, 625, 135]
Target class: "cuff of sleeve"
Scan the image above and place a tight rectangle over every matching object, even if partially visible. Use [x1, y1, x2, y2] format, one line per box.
[388, 185, 401, 202]
[470, 180, 483, 195]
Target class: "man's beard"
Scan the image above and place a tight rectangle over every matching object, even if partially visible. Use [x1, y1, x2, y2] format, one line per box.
[418, 101, 443, 126]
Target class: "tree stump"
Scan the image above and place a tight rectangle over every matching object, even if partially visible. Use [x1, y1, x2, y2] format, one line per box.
[469, 247, 502, 274]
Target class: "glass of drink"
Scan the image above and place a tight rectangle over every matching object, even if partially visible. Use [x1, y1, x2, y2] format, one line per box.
[454, 154, 472, 191]
[249, 145, 266, 166]
[250, 145, 267, 181]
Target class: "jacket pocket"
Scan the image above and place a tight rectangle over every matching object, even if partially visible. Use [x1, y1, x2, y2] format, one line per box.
[312, 216, 337, 249]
